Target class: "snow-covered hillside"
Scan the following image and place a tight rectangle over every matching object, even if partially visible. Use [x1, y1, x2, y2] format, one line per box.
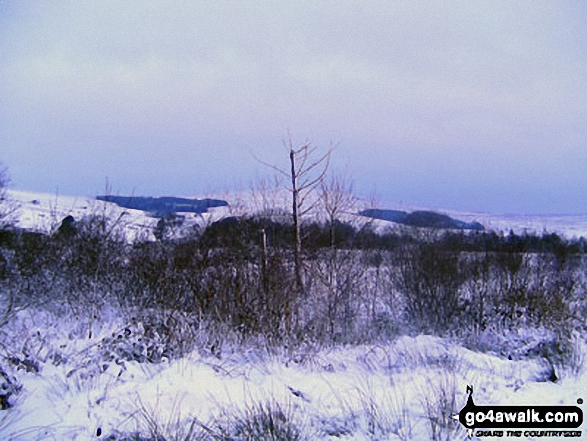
[7, 189, 587, 239]
[6, 190, 228, 240]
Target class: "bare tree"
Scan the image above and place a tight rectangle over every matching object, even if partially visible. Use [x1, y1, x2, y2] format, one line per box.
[319, 173, 358, 247]
[249, 174, 286, 218]
[0, 163, 17, 228]
[255, 137, 333, 296]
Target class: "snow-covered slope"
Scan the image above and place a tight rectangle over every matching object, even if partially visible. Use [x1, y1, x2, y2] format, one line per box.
[6, 190, 227, 240]
[7, 190, 155, 234]
[1, 316, 584, 440]
[7, 189, 587, 239]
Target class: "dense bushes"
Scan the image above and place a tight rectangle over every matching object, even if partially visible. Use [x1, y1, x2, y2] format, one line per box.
[0, 213, 585, 352]
[395, 243, 463, 334]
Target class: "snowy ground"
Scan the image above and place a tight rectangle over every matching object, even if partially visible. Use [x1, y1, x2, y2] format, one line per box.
[2, 189, 586, 440]
[1, 309, 585, 440]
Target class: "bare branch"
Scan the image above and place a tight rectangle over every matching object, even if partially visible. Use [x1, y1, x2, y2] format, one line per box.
[251, 152, 290, 178]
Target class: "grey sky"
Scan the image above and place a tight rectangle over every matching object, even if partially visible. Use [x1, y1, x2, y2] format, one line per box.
[1, 1, 586, 214]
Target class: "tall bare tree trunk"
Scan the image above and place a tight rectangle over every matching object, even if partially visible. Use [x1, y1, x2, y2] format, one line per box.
[290, 149, 304, 296]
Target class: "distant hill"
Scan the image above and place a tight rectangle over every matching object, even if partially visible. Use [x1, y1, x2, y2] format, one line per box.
[96, 195, 228, 216]
[10, 189, 587, 238]
[359, 208, 484, 230]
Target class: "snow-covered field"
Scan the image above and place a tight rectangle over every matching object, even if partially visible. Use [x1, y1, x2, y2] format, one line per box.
[444, 209, 587, 240]
[2, 309, 585, 440]
[1, 189, 586, 440]
[366, 199, 587, 239]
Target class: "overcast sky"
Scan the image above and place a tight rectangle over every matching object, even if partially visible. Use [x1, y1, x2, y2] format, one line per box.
[1, 1, 586, 214]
